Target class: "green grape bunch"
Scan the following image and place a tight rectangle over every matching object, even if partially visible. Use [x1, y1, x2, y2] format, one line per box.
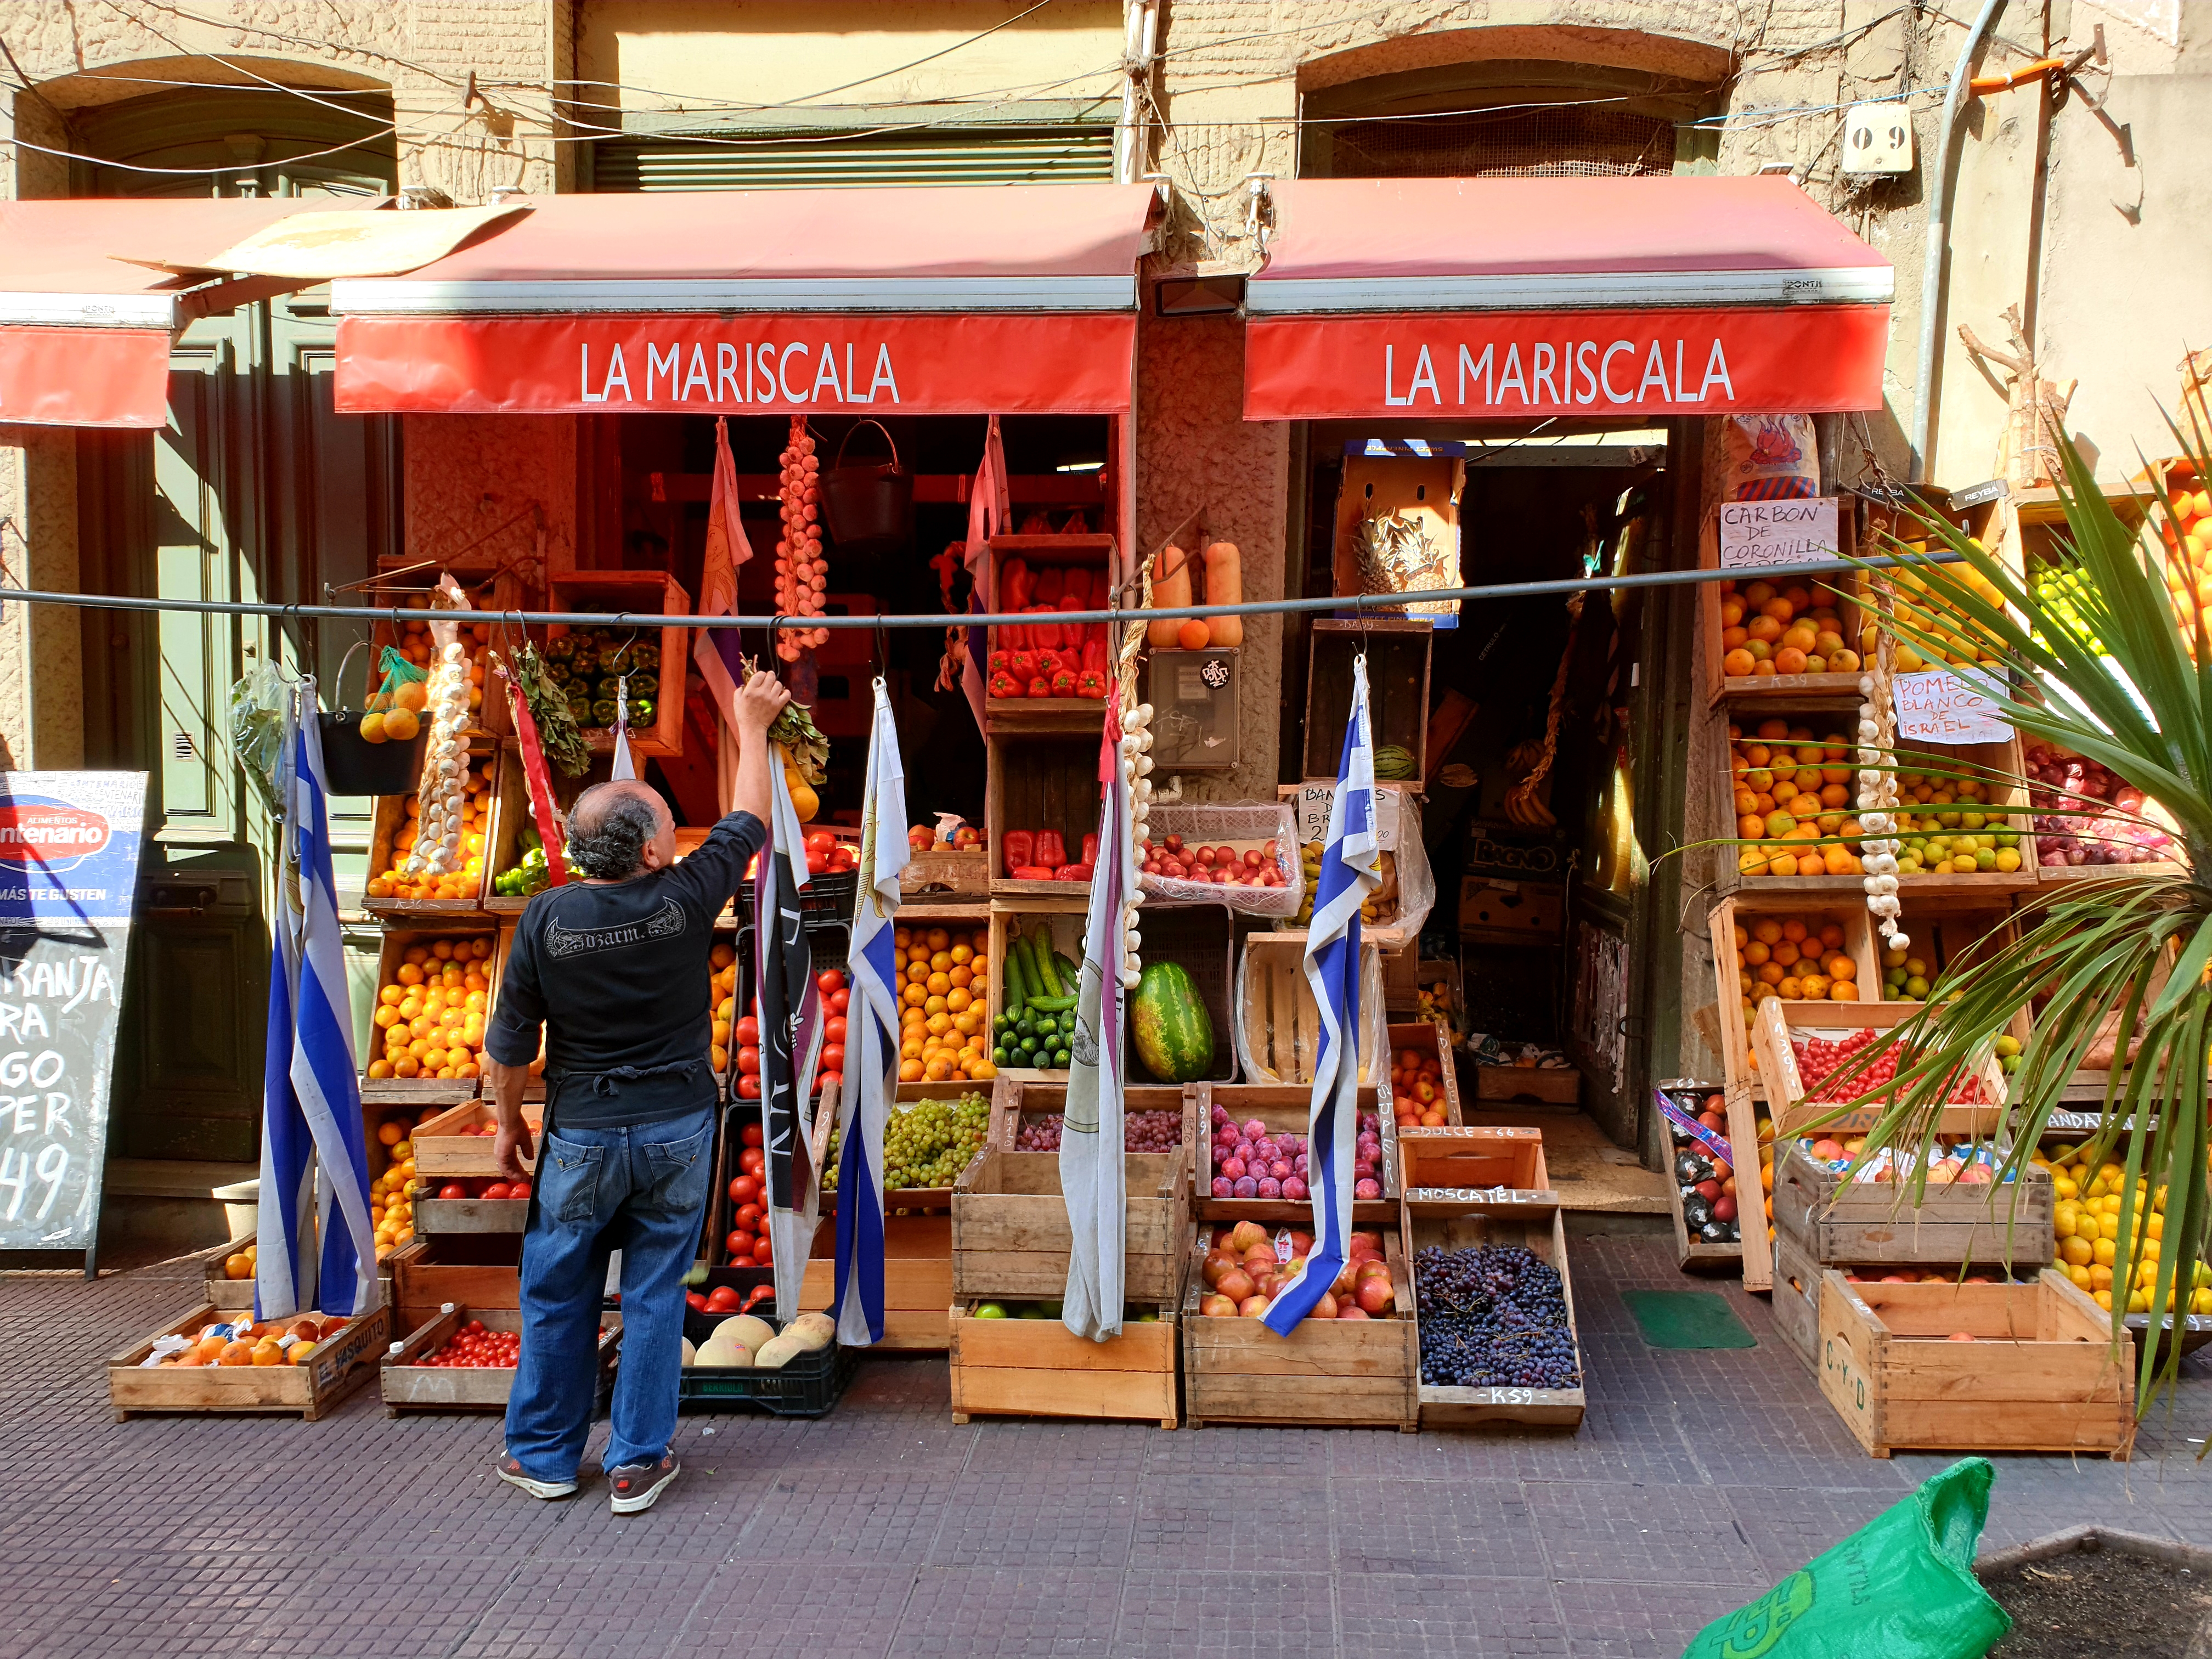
[820, 1090, 990, 1193]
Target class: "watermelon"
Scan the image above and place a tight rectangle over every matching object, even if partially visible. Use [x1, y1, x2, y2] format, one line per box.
[1373, 744, 1417, 780]
[1131, 960, 1214, 1082]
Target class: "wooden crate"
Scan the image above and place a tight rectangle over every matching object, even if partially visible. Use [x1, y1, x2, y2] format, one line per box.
[387, 1234, 521, 1332]
[1396, 1126, 1550, 1201]
[986, 895, 1088, 1049]
[948, 1295, 1179, 1428]
[410, 1190, 529, 1234]
[1773, 1141, 2053, 1267]
[1234, 933, 1385, 1088]
[1180, 1231, 1417, 1430]
[1815, 1269, 2134, 1458]
[108, 1301, 391, 1422]
[413, 1099, 540, 1179]
[1472, 1066, 1580, 1105]
[1304, 618, 1432, 782]
[205, 1233, 257, 1312]
[1750, 996, 2004, 1137]
[548, 570, 691, 758]
[1199, 1082, 1396, 1226]
[1771, 1233, 1822, 1368]
[1706, 893, 1882, 1098]
[1402, 1201, 1585, 1430]
[1386, 1021, 1463, 1128]
[902, 847, 991, 899]
[381, 1304, 619, 1415]
[1457, 875, 1566, 944]
[360, 922, 505, 1105]
[989, 1077, 1195, 1153]
[799, 1212, 955, 1351]
[1653, 1080, 1751, 1280]
[986, 733, 1109, 896]
[951, 1144, 1190, 1304]
[1699, 511, 1872, 703]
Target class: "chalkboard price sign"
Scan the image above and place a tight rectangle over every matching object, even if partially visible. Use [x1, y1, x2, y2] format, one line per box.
[0, 773, 147, 1262]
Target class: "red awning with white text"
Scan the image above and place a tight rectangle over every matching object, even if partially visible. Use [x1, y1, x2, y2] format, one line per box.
[0, 199, 358, 427]
[1242, 177, 1893, 421]
[331, 185, 1162, 416]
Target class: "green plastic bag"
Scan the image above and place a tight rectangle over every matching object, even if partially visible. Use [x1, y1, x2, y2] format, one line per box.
[1681, 1458, 2010, 1659]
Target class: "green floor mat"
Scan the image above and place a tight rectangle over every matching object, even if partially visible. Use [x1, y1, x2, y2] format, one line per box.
[1620, 1289, 1758, 1349]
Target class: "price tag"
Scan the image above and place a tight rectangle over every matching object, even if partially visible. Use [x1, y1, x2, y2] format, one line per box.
[1894, 669, 2012, 743]
[1291, 783, 1401, 849]
[1717, 496, 1841, 572]
[1475, 1387, 1539, 1405]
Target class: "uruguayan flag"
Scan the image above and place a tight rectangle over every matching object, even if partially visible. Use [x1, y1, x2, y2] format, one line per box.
[755, 759, 824, 1321]
[257, 681, 377, 1321]
[1263, 656, 1383, 1338]
[837, 679, 908, 1345]
[1062, 698, 1135, 1341]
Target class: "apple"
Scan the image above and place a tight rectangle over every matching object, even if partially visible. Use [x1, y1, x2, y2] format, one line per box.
[1202, 1250, 1239, 1288]
[1330, 1261, 1358, 1297]
[1311, 1291, 1338, 1321]
[1242, 1243, 1278, 1269]
[1226, 1221, 1271, 1254]
[1200, 1293, 1238, 1317]
[1216, 1268, 1255, 1304]
[1336, 1304, 1370, 1320]
[1355, 1277, 1395, 1316]
[1712, 1194, 1739, 1223]
[1237, 1295, 1269, 1318]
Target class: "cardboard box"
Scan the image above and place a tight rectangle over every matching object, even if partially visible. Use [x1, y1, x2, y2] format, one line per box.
[1458, 877, 1564, 942]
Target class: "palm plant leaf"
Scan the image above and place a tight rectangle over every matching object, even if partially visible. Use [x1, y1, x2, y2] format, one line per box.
[1812, 424, 2212, 1409]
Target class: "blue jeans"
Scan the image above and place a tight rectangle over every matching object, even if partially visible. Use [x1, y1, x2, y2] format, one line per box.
[504, 1106, 714, 1481]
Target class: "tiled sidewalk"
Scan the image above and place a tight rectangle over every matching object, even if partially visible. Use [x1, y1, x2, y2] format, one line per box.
[3, 1232, 2205, 1658]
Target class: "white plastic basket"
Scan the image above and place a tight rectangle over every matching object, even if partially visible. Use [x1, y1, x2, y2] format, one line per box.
[1139, 800, 1302, 917]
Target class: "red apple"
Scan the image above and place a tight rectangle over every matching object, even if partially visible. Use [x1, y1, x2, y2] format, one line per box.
[1355, 1277, 1395, 1316]
[1243, 1244, 1279, 1272]
[1355, 1257, 1391, 1284]
[1226, 1221, 1270, 1254]
[1216, 1268, 1255, 1304]
[1311, 1291, 1337, 1320]
[1238, 1295, 1269, 1318]
[1331, 1261, 1358, 1297]
[1202, 1250, 1239, 1288]
[1290, 1229, 1313, 1256]
[1200, 1293, 1238, 1318]
[1336, 1304, 1370, 1320]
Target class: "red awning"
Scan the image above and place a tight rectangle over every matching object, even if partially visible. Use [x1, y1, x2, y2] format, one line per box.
[0, 198, 357, 427]
[1243, 177, 1893, 420]
[331, 184, 1161, 416]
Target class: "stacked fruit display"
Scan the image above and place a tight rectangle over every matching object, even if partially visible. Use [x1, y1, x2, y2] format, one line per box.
[1791, 1028, 1993, 1106]
[772, 419, 829, 658]
[2045, 1142, 2212, 1314]
[1717, 577, 1862, 678]
[2022, 741, 2176, 868]
[2155, 467, 2210, 651]
[1728, 914, 1861, 1053]
[542, 629, 658, 731]
[366, 936, 496, 1082]
[723, 1122, 771, 1266]
[1012, 1108, 1182, 1152]
[986, 559, 1114, 698]
[1390, 1039, 1451, 1130]
[895, 924, 994, 1082]
[821, 1090, 990, 1194]
[417, 1319, 530, 1368]
[367, 750, 493, 901]
[1413, 1244, 1579, 1389]
[1205, 1100, 1384, 1201]
[1194, 1221, 1397, 1320]
[374, 610, 492, 731]
[1667, 1087, 1741, 1244]
[730, 967, 849, 1099]
[1138, 834, 1291, 890]
[992, 921, 1077, 1071]
[688, 1310, 834, 1370]
[1728, 721, 1866, 878]
[1289, 839, 1396, 926]
[1880, 557, 2007, 670]
[152, 1312, 351, 1368]
[1885, 754, 2025, 874]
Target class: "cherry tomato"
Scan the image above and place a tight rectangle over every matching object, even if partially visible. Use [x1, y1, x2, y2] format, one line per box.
[828, 988, 850, 1015]
[737, 1045, 760, 1075]
[817, 969, 845, 995]
[825, 1017, 848, 1043]
[820, 1043, 845, 1073]
[735, 1017, 759, 1045]
[736, 1074, 761, 1099]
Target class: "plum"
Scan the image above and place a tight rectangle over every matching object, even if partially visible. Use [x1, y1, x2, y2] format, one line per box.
[1233, 1176, 1259, 1198]
[1211, 1177, 1234, 1199]
[1282, 1176, 1309, 1201]
[1354, 1177, 1381, 1199]
[1256, 1177, 1282, 1199]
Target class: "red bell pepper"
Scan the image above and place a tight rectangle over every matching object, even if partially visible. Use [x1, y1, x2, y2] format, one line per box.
[1076, 670, 1107, 699]
[1002, 830, 1035, 876]
[1053, 864, 1092, 883]
[1081, 832, 1098, 866]
[1051, 669, 1077, 697]
[988, 650, 1009, 675]
[1034, 567, 1064, 606]
[1026, 676, 1052, 697]
[1007, 650, 1036, 681]
[1002, 558, 1033, 612]
[1036, 830, 1067, 868]
[989, 670, 1020, 699]
[1009, 865, 1057, 881]
[1061, 568, 1090, 607]
[1081, 639, 1105, 675]
[1033, 604, 1059, 651]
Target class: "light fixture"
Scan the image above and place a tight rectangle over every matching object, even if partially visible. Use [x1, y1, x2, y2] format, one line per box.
[1153, 272, 1245, 317]
[1056, 460, 1106, 473]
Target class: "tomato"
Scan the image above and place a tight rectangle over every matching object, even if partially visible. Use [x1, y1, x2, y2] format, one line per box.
[817, 968, 845, 995]
[805, 830, 837, 855]
[804, 847, 829, 875]
[509, 1180, 531, 1200]
[465, 1319, 487, 1335]
[726, 1231, 749, 1256]
[741, 1122, 764, 1148]
[750, 1234, 775, 1263]
[737, 1045, 760, 1075]
[828, 988, 850, 1015]
[483, 1182, 511, 1201]
[438, 1182, 466, 1200]
[735, 1202, 765, 1230]
[735, 1017, 759, 1045]
[820, 1044, 845, 1073]
[727, 1173, 763, 1205]
[736, 1074, 761, 1099]
[705, 1285, 742, 1313]
[825, 1016, 848, 1043]
[685, 1291, 708, 1312]
[740, 1147, 766, 1177]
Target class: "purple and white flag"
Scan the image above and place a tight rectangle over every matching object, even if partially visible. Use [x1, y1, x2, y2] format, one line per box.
[755, 758, 824, 1321]
[1264, 656, 1382, 1338]
[1060, 696, 1135, 1341]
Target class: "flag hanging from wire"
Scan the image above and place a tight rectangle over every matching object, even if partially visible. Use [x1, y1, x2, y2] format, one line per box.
[836, 678, 909, 1346]
[692, 415, 753, 809]
[755, 759, 824, 1321]
[257, 682, 378, 1321]
[609, 674, 637, 782]
[1061, 693, 1134, 1341]
[1263, 654, 1382, 1338]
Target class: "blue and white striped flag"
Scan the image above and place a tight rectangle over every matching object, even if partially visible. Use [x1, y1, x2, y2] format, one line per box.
[755, 758, 824, 1322]
[1062, 696, 1135, 1341]
[1263, 656, 1383, 1338]
[837, 679, 909, 1345]
[257, 682, 377, 1321]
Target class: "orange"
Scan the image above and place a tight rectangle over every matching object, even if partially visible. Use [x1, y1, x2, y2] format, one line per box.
[1772, 647, 1809, 675]
[382, 708, 421, 742]
[217, 1341, 256, 1367]
[1723, 648, 1756, 677]
[393, 680, 430, 713]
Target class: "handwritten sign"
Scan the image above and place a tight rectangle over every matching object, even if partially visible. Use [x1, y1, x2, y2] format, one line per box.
[0, 772, 146, 1256]
[1894, 669, 2012, 743]
[1717, 496, 1841, 572]
[1288, 782, 1402, 849]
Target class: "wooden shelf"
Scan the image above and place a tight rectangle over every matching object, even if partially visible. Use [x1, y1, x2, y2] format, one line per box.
[986, 697, 1106, 736]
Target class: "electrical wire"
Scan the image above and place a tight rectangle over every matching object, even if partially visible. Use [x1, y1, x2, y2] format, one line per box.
[4, 124, 404, 177]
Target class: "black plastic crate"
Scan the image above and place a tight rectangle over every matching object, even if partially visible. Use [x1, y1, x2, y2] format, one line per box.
[676, 1307, 855, 1418]
[738, 870, 859, 926]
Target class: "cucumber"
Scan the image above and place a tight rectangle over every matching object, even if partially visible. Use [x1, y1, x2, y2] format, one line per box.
[1054, 950, 1081, 990]
[1014, 933, 1045, 1005]
[1031, 927, 1064, 996]
[1029, 994, 1077, 1014]
[1003, 940, 1031, 1012]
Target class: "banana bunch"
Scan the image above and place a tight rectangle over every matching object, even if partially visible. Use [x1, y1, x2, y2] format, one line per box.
[1503, 737, 1557, 829]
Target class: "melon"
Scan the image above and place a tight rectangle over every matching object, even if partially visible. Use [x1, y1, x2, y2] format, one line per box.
[695, 1326, 755, 1368]
[786, 1312, 835, 1351]
[1131, 960, 1214, 1083]
[680, 1338, 697, 1367]
[753, 1333, 806, 1369]
[720, 1313, 775, 1352]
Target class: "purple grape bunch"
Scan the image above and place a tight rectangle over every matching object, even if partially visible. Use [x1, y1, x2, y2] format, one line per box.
[1014, 1109, 1182, 1153]
[1207, 1103, 1384, 1200]
[1413, 1244, 1580, 1390]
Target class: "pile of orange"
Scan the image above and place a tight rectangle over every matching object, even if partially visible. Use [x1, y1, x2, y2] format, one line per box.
[1729, 719, 1865, 877]
[1718, 578, 1863, 679]
[365, 936, 495, 1082]
[896, 925, 996, 1082]
[382, 609, 490, 724]
[369, 1110, 446, 1255]
[709, 941, 738, 1074]
[365, 752, 493, 901]
[158, 1313, 350, 1368]
[1729, 912, 1861, 1034]
[2158, 466, 2212, 652]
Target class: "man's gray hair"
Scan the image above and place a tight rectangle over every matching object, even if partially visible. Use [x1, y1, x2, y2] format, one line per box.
[566, 785, 663, 879]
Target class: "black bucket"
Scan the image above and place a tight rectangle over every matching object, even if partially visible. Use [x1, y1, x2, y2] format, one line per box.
[319, 710, 424, 796]
[820, 419, 913, 556]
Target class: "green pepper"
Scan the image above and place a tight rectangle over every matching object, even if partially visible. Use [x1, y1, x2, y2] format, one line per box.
[631, 697, 656, 724]
[590, 698, 618, 726]
[545, 636, 575, 662]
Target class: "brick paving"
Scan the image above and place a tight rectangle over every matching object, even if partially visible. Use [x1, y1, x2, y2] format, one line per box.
[3, 1233, 2207, 1658]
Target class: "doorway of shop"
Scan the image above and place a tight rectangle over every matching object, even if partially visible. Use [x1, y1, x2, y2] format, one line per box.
[1283, 422, 1695, 1195]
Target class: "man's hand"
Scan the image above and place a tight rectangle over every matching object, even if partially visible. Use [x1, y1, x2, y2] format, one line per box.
[736, 669, 790, 734]
[495, 1116, 535, 1184]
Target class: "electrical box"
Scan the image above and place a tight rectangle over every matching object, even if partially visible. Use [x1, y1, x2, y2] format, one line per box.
[1143, 646, 1241, 771]
[1842, 103, 1914, 174]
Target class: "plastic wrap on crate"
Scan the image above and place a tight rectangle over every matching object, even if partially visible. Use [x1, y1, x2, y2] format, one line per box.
[1381, 790, 1437, 939]
[1276, 784, 1436, 939]
[1232, 939, 1388, 1087]
[1139, 800, 1302, 917]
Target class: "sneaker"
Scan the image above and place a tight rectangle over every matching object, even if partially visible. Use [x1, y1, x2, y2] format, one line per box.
[496, 1455, 577, 1500]
[608, 1454, 679, 1514]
